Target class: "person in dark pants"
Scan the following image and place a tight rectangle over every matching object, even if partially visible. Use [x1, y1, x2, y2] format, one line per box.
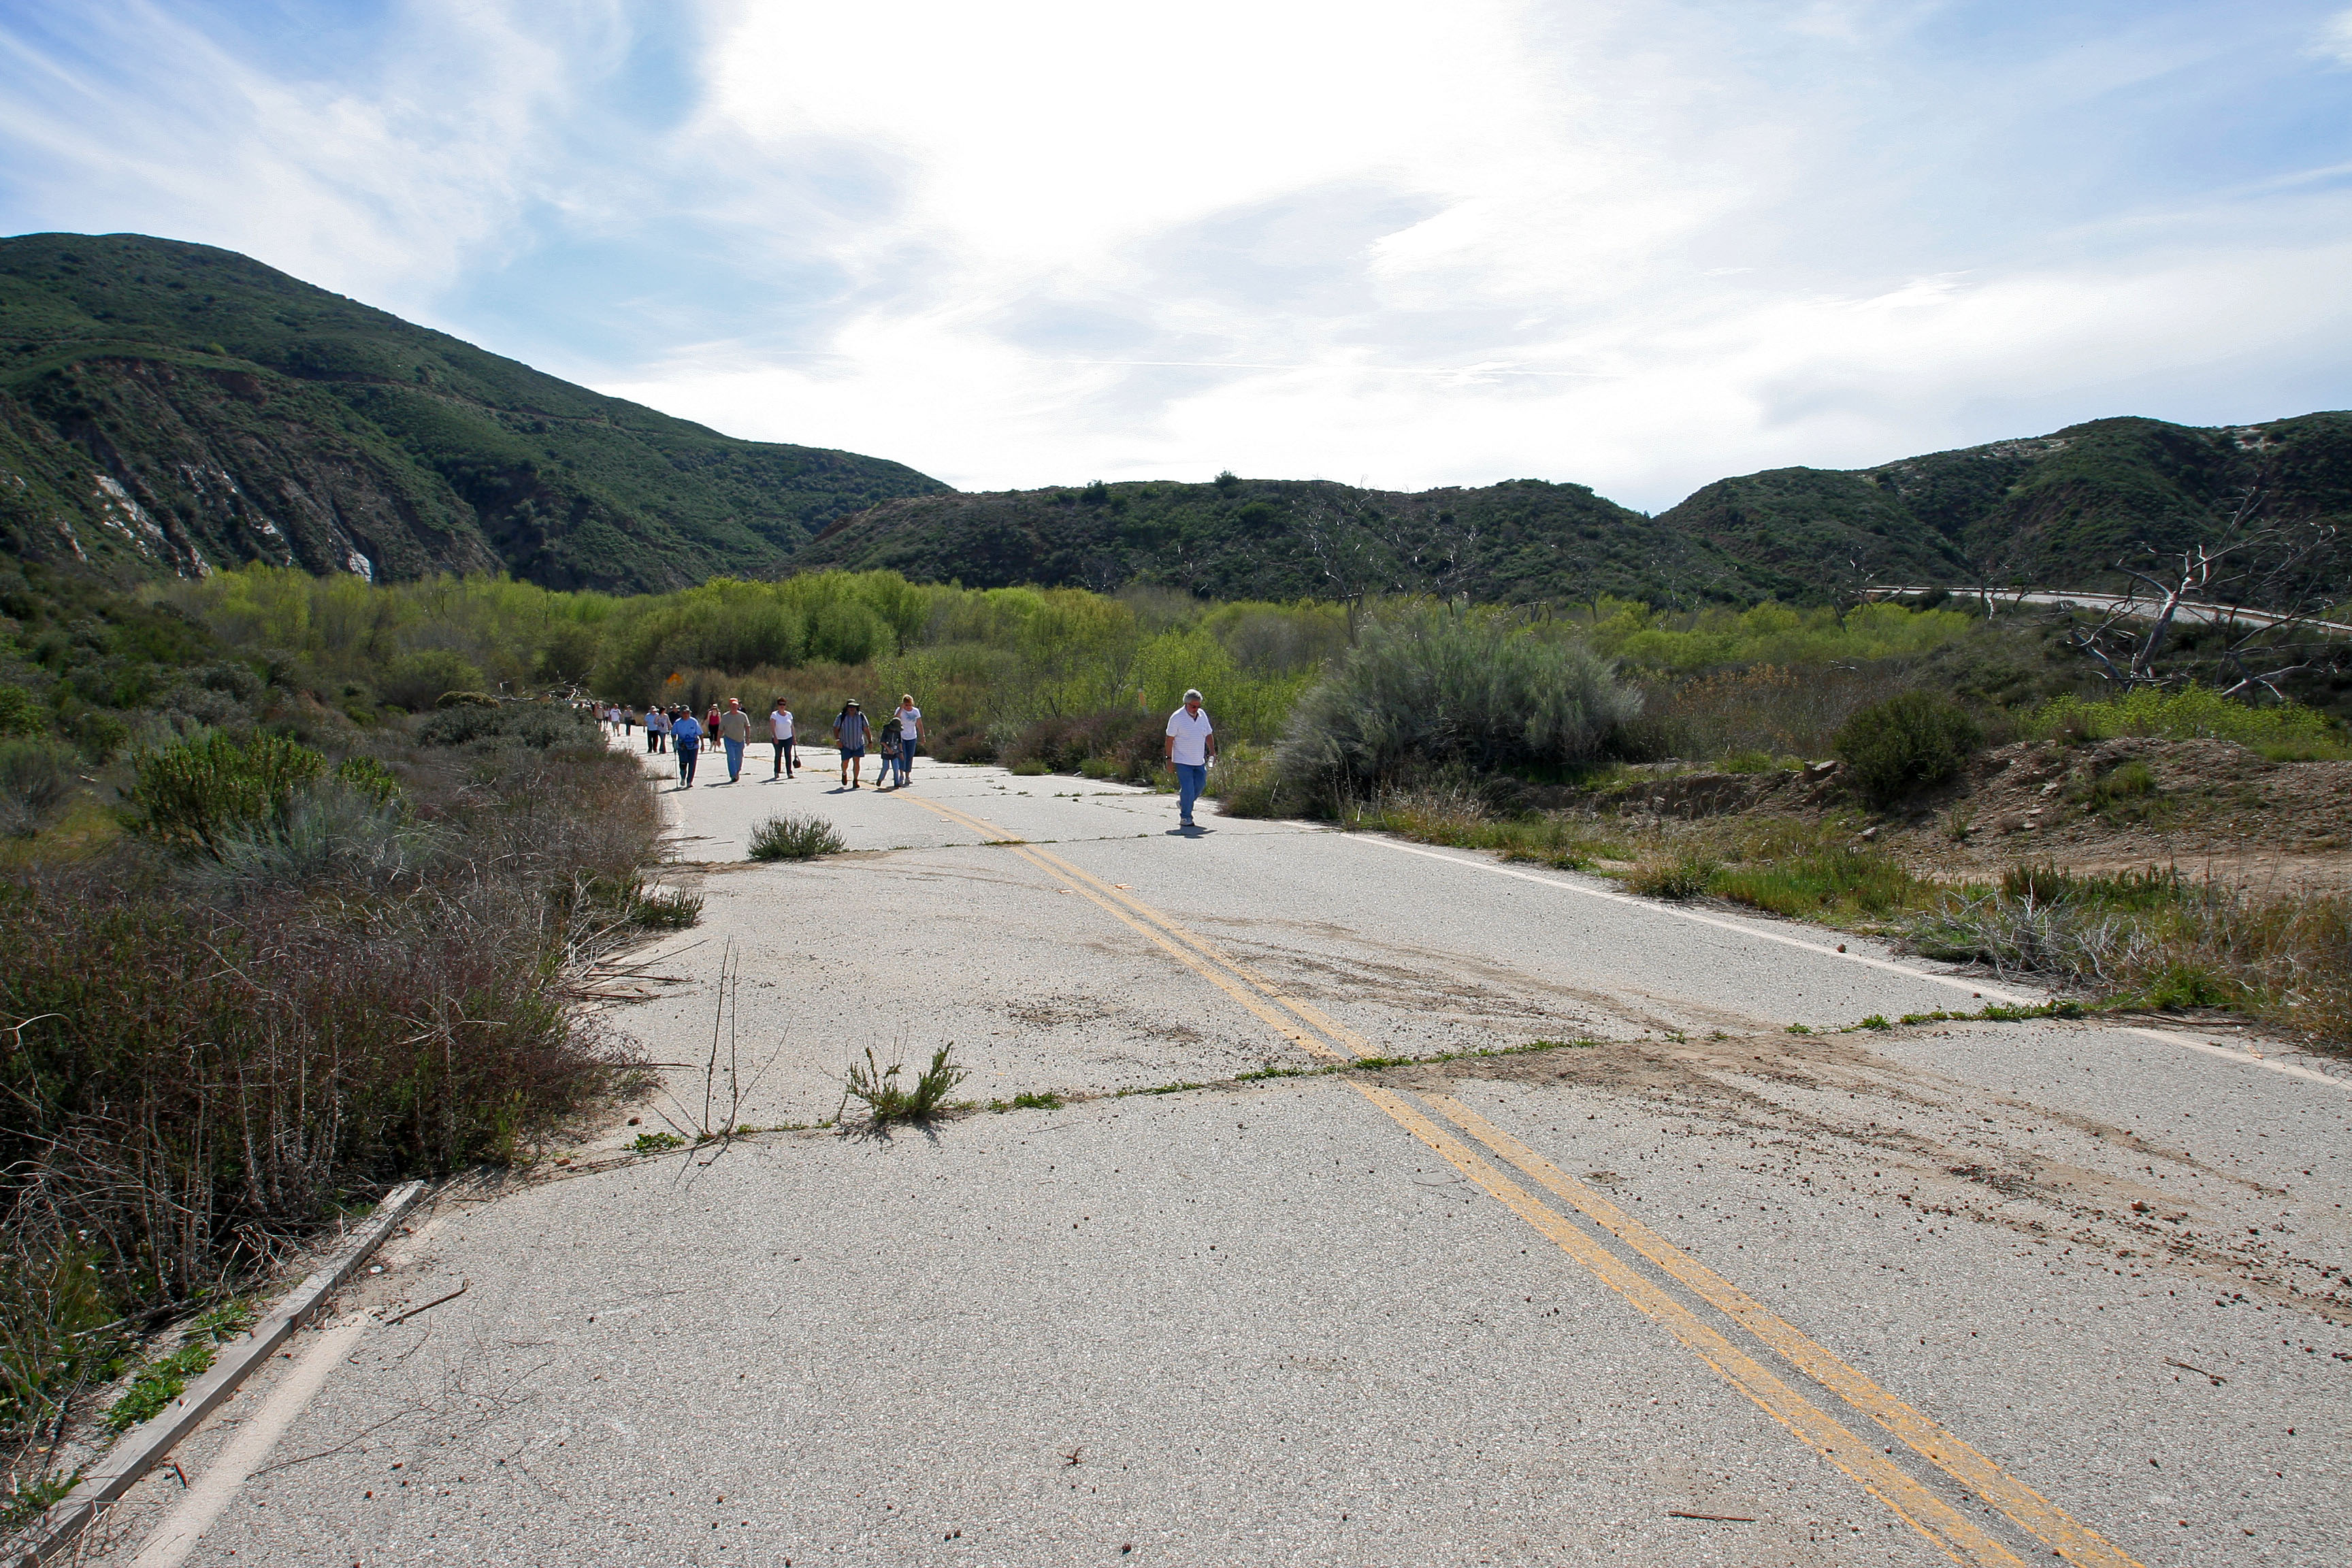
[670, 708, 702, 787]
[770, 698, 795, 779]
[893, 694, 921, 783]
[647, 705, 668, 753]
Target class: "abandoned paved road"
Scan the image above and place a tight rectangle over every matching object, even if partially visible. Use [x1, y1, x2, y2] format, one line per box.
[98, 748, 2351, 1567]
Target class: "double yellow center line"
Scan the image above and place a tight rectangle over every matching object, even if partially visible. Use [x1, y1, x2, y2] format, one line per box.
[891, 791, 2142, 1568]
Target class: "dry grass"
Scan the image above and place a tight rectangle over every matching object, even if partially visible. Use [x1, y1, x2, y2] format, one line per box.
[1, 716, 662, 1492]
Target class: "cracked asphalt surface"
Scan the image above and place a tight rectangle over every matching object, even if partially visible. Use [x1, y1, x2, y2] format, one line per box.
[93, 745, 2351, 1566]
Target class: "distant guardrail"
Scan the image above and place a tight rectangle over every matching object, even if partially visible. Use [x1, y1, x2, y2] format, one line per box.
[1862, 586, 2352, 640]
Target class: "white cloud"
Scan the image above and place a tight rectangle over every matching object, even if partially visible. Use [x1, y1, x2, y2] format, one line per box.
[0, 0, 625, 312]
[5, 0, 2351, 512]
[2319, 7, 2352, 66]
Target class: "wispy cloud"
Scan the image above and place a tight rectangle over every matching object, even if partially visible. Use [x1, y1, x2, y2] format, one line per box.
[2319, 7, 2352, 66]
[4, 1, 2351, 508]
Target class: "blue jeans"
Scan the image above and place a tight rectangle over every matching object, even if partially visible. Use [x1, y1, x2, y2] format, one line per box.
[723, 737, 745, 780]
[676, 740, 698, 784]
[1175, 762, 1206, 823]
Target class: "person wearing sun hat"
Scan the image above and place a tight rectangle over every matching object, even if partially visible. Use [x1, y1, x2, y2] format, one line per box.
[832, 698, 870, 789]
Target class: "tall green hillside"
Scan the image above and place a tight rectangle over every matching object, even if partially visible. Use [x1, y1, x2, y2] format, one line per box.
[0, 232, 947, 591]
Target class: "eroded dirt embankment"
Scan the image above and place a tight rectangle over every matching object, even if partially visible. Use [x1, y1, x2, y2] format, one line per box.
[1531, 738, 2352, 896]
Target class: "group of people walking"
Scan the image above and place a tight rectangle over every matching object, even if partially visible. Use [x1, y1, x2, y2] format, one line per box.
[593, 689, 1211, 827]
[595, 694, 924, 791]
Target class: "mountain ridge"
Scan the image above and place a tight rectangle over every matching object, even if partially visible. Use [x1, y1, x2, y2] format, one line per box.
[0, 231, 948, 592]
[796, 411, 2352, 608]
[3, 231, 2345, 608]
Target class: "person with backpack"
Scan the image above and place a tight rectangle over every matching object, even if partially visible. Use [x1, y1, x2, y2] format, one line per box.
[893, 694, 922, 783]
[769, 698, 796, 779]
[1163, 687, 1215, 832]
[670, 706, 703, 787]
[832, 700, 869, 789]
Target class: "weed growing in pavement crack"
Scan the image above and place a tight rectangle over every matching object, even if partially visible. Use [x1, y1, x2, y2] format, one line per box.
[988, 1091, 1062, 1113]
[747, 812, 845, 861]
[842, 1045, 968, 1126]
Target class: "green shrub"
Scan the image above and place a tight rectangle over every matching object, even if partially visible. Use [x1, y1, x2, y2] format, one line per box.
[1282, 605, 1640, 788]
[748, 812, 846, 860]
[0, 685, 45, 738]
[128, 730, 327, 855]
[333, 754, 402, 807]
[2027, 685, 2348, 760]
[72, 709, 130, 765]
[377, 650, 486, 712]
[1832, 690, 1982, 806]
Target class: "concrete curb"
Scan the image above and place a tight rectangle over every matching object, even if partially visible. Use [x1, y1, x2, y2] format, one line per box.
[12, 1179, 428, 1567]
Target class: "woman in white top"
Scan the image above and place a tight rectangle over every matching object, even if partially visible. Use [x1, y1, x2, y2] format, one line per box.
[646, 705, 669, 753]
[894, 695, 921, 783]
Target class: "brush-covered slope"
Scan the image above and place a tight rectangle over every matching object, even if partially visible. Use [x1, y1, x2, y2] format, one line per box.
[1657, 413, 2352, 599]
[804, 414, 2352, 607]
[794, 475, 1829, 605]
[0, 233, 946, 591]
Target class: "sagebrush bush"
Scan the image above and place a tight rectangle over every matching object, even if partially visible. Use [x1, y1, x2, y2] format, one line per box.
[1832, 690, 1983, 806]
[748, 812, 846, 860]
[1281, 606, 1640, 789]
[0, 740, 72, 838]
[415, 700, 596, 749]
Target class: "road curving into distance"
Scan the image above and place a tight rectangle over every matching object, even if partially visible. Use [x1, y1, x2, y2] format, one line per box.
[84, 747, 2351, 1567]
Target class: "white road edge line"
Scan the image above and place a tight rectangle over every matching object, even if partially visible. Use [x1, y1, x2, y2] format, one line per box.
[1343, 832, 2348, 1092]
[16, 1180, 427, 1567]
[124, 1312, 374, 1568]
[116, 1206, 460, 1568]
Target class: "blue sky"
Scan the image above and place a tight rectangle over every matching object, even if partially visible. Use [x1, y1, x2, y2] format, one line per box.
[3, 1, 2349, 508]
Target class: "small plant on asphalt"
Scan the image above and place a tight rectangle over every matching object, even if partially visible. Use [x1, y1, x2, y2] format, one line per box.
[747, 812, 846, 861]
[843, 1045, 968, 1126]
[631, 1130, 685, 1154]
[990, 1090, 1062, 1112]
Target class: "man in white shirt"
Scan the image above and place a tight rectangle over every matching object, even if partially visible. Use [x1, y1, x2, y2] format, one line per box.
[770, 699, 795, 779]
[1162, 688, 1215, 832]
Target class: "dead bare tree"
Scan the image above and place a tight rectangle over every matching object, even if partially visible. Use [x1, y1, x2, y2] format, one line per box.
[2064, 481, 2348, 698]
